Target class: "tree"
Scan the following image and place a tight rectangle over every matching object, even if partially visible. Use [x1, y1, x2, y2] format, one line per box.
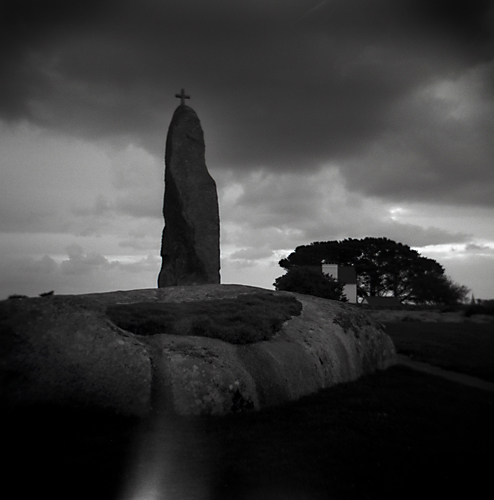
[279, 237, 469, 305]
[273, 266, 347, 301]
[411, 275, 470, 305]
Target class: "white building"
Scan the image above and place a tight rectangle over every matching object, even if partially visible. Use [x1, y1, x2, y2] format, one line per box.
[322, 263, 357, 304]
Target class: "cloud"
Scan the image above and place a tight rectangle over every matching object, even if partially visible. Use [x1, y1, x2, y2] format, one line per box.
[229, 246, 275, 264]
[59, 244, 162, 276]
[417, 242, 494, 298]
[465, 243, 494, 254]
[71, 195, 114, 221]
[60, 244, 109, 275]
[24, 255, 59, 275]
[1, 1, 493, 207]
[1, 1, 493, 298]
[218, 168, 471, 256]
[0, 243, 161, 298]
[343, 63, 494, 206]
[0, 123, 114, 233]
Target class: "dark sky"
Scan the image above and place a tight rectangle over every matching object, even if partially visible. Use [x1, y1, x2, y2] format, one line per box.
[1, 0, 494, 297]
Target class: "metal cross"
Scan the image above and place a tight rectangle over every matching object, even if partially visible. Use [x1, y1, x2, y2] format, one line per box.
[175, 88, 190, 105]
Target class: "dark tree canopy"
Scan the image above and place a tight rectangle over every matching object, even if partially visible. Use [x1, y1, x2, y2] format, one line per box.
[274, 267, 347, 301]
[279, 237, 469, 305]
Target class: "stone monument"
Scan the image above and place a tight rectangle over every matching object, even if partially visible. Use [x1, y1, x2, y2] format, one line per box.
[158, 89, 220, 286]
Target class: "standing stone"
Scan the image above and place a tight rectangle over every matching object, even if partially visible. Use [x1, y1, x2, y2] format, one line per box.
[158, 98, 220, 287]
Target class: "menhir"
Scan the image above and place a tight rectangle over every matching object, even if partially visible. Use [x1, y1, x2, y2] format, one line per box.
[158, 104, 220, 286]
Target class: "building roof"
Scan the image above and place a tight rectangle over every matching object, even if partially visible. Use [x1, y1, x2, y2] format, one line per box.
[362, 296, 402, 306]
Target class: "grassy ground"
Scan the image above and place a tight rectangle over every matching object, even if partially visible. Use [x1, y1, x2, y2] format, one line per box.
[4, 368, 493, 499]
[204, 366, 494, 499]
[383, 321, 494, 382]
[3, 319, 493, 499]
[106, 293, 302, 344]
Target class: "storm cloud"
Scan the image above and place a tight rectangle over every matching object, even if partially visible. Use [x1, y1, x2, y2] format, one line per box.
[1, 0, 493, 297]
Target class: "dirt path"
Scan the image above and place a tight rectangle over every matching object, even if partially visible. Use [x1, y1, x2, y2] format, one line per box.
[396, 354, 494, 392]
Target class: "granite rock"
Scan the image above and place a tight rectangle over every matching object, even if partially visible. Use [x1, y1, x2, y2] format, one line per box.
[0, 295, 152, 416]
[0, 285, 397, 417]
[158, 105, 220, 287]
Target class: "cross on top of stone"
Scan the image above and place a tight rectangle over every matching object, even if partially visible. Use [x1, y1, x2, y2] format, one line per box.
[175, 88, 190, 106]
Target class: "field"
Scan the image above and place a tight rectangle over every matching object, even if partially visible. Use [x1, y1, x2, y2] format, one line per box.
[105, 293, 302, 344]
[384, 321, 494, 382]
[3, 313, 493, 500]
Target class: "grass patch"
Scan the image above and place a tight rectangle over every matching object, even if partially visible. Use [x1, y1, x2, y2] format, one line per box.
[2, 405, 140, 500]
[203, 366, 494, 498]
[106, 293, 302, 345]
[384, 321, 494, 382]
[5, 367, 493, 499]
[464, 302, 494, 317]
[5, 299, 493, 499]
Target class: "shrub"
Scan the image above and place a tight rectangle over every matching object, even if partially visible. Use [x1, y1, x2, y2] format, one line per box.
[464, 302, 494, 317]
[106, 293, 302, 345]
[273, 267, 347, 301]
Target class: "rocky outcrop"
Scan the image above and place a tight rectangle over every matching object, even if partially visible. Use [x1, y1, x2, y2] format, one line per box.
[0, 285, 397, 417]
[0, 295, 152, 416]
[158, 105, 220, 287]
